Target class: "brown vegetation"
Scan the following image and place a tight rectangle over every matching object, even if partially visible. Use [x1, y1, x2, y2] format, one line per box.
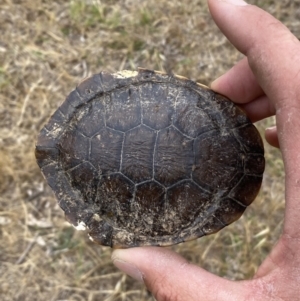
[1, 0, 298, 300]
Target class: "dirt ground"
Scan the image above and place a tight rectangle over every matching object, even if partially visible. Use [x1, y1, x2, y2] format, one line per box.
[0, 0, 299, 300]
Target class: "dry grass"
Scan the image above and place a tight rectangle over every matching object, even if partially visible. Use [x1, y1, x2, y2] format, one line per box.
[0, 0, 299, 300]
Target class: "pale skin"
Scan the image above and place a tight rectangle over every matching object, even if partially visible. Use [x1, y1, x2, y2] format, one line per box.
[112, 0, 300, 300]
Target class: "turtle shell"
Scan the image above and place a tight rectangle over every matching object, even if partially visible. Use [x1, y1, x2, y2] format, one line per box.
[35, 68, 265, 248]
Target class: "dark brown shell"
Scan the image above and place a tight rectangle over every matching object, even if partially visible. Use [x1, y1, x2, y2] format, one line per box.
[35, 68, 265, 248]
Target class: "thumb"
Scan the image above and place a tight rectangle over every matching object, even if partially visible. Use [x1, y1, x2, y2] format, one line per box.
[112, 247, 252, 301]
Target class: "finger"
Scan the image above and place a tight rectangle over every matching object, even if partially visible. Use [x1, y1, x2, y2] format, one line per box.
[211, 57, 264, 104]
[112, 247, 252, 301]
[208, 0, 300, 239]
[265, 126, 279, 148]
[208, 0, 300, 110]
[211, 59, 276, 121]
[240, 95, 275, 122]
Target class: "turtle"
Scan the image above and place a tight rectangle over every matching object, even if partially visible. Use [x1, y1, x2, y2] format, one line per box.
[35, 68, 265, 248]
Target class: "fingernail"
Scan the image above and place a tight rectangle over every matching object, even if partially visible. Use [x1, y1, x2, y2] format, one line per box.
[220, 0, 248, 6]
[113, 259, 144, 282]
[266, 126, 276, 131]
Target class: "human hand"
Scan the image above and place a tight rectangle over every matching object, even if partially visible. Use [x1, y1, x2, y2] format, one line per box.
[112, 0, 300, 300]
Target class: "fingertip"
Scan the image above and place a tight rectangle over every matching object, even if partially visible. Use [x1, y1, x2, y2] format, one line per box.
[210, 76, 223, 92]
[112, 248, 145, 282]
[208, 0, 248, 9]
[210, 72, 234, 98]
[265, 126, 280, 148]
[112, 246, 190, 282]
[111, 247, 140, 269]
[210, 72, 243, 104]
[112, 246, 187, 269]
[112, 258, 144, 282]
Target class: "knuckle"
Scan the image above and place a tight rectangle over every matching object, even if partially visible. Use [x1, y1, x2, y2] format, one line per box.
[145, 277, 180, 301]
[153, 286, 178, 301]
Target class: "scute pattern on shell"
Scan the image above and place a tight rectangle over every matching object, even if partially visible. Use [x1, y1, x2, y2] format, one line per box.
[35, 68, 265, 248]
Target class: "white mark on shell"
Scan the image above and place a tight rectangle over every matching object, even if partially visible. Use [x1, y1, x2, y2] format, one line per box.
[73, 221, 87, 231]
[113, 70, 138, 78]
